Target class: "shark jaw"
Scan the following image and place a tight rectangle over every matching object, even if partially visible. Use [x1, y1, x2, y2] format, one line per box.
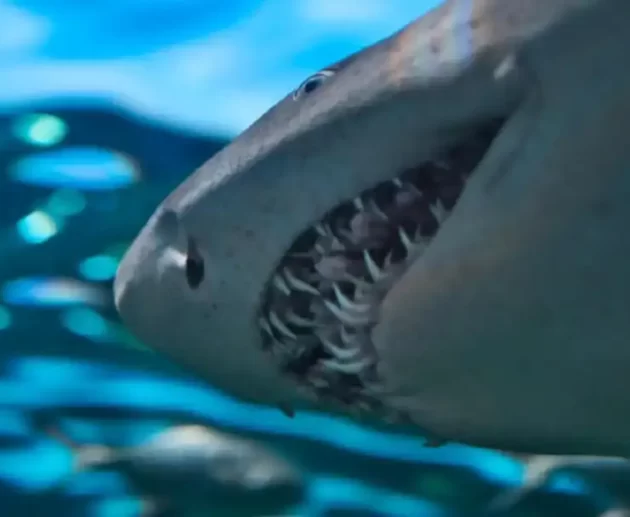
[257, 119, 506, 420]
[114, 0, 630, 457]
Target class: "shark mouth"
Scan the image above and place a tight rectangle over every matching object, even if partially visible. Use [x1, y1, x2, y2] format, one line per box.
[258, 119, 504, 419]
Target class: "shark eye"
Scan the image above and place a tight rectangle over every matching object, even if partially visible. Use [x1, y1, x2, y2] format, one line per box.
[293, 70, 334, 100]
[185, 237, 204, 289]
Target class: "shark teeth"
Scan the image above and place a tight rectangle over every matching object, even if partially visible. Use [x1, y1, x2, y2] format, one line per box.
[321, 355, 373, 375]
[331, 283, 371, 314]
[323, 298, 372, 327]
[352, 197, 364, 210]
[362, 250, 384, 282]
[260, 182, 458, 412]
[397, 226, 413, 251]
[319, 333, 362, 361]
[285, 310, 318, 328]
[272, 274, 292, 296]
[269, 310, 297, 340]
[282, 267, 319, 295]
[258, 119, 504, 419]
[258, 192, 456, 416]
[429, 200, 448, 223]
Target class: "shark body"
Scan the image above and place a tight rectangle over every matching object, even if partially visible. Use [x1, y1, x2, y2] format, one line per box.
[114, 0, 630, 457]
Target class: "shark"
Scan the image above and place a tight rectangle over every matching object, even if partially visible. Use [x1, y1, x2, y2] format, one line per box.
[113, 0, 630, 458]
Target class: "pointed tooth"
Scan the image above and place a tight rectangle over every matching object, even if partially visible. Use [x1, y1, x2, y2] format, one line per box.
[268, 311, 297, 340]
[337, 348, 364, 362]
[283, 268, 320, 295]
[320, 335, 362, 361]
[322, 298, 347, 322]
[323, 299, 372, 326]
[309, 299, 332, 321]
[353, 197, 364, 211]
[429, 200, 448, 223]
[332, 283, 371, 314]
[321, 356, 373, 374]
[259, 316, 273, 336]
[285, 310, 318, 328]
[383, 250, 394, 268]
[315, 223, 329, 236]
[272, 274, 291, 296]
[332, 282, 352, 309]
[319, 334, 345, 356]
[363, 250, 382, 281]
[398, 226, 413, 251]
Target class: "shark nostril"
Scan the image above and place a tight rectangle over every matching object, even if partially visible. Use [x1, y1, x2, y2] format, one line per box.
[156, 208, 180, 241]
[185, 236, 205, 289]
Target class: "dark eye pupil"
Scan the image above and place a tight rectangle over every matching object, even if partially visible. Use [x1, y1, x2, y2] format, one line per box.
[294, 72, 332, 100]
[185, 237, 204, 289]
[303, 77, 323, 94]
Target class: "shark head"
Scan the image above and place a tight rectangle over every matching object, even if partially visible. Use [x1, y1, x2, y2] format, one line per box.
[115, 0, 630, 456]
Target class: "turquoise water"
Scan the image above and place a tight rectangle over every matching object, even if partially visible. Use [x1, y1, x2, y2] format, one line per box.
[0, 0, 627, 515]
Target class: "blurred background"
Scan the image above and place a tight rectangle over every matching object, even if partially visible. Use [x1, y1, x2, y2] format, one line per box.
[0, 0, 628, 516]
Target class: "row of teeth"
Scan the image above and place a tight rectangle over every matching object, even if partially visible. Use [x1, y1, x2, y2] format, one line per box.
[258, 170, 459, 416]
[258, 119, 503, 419]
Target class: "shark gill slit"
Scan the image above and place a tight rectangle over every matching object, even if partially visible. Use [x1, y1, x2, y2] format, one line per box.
[257, 118, 505, 421]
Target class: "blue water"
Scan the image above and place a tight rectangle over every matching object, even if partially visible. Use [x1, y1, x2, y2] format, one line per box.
[0, 1, 626, 516]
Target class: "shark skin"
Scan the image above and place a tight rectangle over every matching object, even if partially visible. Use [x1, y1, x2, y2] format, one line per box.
[114, 0, 630, 457]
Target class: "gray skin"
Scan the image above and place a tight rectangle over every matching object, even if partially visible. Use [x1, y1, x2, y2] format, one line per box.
[114, 0, 630, 458]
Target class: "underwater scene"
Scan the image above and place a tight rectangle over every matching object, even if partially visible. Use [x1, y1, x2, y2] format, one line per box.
[1, 0, 630, 515]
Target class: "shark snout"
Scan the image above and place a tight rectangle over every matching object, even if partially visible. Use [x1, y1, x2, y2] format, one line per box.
[113, 207, 184, 331]
[113, 234, 160, 335]
[113, 239, 170, 353]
